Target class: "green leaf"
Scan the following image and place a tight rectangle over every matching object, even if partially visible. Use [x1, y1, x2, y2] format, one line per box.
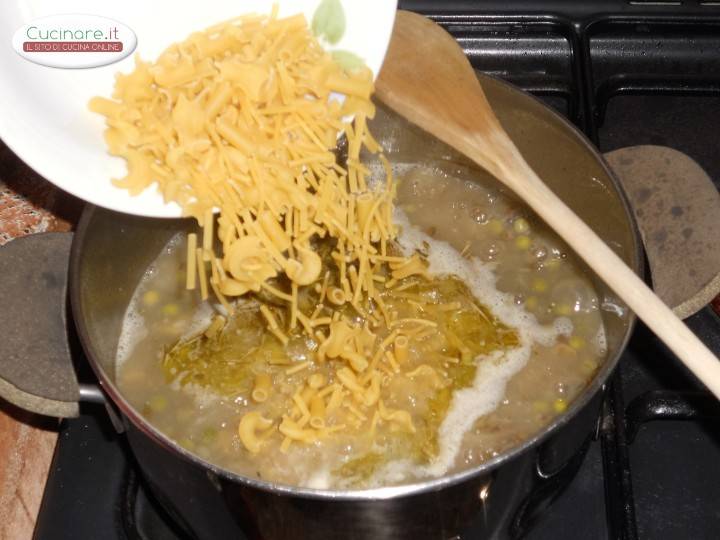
[312, 0, 346, 45]
[331, 50, 365, 71]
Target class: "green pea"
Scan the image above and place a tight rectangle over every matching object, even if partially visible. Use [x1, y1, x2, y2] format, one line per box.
[148, 394, 168, 413]
[201, 427, 218, 444]
[513, 218, 530, 234]
[553, 398, 568, 413]
[514, 235, 531, 250]
[143, 290, 160, 306]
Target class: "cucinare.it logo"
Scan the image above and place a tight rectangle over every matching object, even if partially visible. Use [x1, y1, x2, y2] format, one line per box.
[12, 14, 137, 68]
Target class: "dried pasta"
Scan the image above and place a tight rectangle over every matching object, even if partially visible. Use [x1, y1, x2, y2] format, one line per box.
[89, 10, 394, 310]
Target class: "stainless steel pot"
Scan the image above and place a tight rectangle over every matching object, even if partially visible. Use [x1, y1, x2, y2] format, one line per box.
[0, 73, 641, 539]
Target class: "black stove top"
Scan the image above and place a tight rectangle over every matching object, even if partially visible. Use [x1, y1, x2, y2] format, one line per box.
[33, 2, 720, 539]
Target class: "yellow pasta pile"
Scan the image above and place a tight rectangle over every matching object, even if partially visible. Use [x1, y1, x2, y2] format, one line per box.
[89, 11, 393, 303]
[237, 260, 440, 455]
[91, 11, 434, 454]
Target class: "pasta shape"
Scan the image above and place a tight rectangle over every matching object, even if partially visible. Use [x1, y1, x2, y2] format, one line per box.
[238, 412, 273, 453]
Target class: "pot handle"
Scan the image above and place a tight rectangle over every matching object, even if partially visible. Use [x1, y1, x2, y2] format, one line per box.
[0, 232, 82, 417]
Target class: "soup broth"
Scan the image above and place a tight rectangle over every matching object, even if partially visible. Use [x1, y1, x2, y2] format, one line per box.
[117, 163, 607, 489]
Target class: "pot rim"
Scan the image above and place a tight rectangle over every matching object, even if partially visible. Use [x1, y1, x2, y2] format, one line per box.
[69, 74, 643, 501]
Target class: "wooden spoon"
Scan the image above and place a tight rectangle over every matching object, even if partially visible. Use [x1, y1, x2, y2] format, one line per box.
[376, 10, 720, 398]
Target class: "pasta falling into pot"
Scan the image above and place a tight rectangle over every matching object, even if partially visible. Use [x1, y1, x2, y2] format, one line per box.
[93, 10, 608, 489]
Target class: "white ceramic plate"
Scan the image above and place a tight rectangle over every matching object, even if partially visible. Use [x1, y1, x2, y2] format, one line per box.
[0, 1, 397, 217]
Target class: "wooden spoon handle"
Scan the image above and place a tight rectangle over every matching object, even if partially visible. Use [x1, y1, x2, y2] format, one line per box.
[493, 141, 720, 398]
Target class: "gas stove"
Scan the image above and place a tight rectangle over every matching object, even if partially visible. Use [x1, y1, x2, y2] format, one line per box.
[33, 2, 720, 539]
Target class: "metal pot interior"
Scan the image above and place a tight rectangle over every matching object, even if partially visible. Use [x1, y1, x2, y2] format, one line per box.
[70, 73, 640, 494]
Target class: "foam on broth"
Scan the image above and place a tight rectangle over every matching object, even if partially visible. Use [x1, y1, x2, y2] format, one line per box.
[117, 162, 608, 489]
[390, 212, 571, 480]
